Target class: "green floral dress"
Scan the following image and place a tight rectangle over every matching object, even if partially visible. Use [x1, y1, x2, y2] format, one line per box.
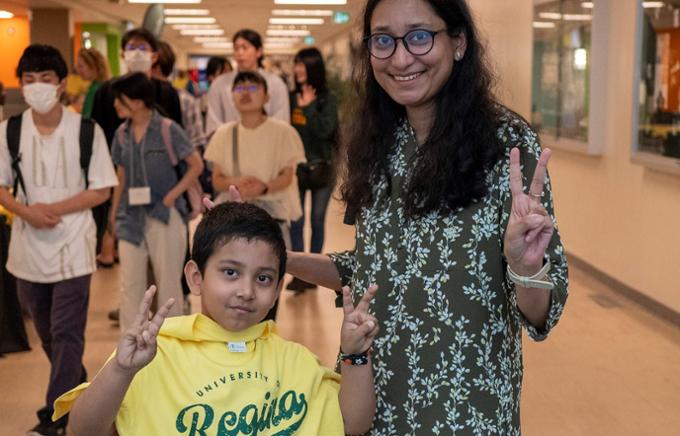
[330, 111, 568, 435]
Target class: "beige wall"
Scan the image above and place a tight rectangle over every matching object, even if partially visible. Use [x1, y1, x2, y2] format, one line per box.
[477, 0, 680, 313]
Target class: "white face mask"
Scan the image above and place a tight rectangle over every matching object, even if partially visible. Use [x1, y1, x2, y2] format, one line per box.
[124, 50, 153, 73]
[22, 82, 60, 114]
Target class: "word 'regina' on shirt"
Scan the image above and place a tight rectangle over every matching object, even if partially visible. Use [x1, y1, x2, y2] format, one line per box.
[176, 390, 308, 435]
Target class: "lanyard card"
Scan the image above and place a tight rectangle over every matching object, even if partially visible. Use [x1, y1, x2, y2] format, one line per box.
[128, 186, 151, 206]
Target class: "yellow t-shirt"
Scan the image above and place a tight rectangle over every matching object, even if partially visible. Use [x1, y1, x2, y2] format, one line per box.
[54, 314, 344, 435]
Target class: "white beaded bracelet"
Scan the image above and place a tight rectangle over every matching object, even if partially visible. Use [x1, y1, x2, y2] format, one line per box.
[506, 262, 555, 290]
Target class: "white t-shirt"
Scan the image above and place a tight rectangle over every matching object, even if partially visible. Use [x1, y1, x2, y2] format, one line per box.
[205, 69, 290, 136]
[0, 108, 118, 283]
[204, 118, 305, 221]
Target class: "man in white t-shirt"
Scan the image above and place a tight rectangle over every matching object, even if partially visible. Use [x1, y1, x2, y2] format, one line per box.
[0, 45, 118, 436]
[205, 29, 290, 137]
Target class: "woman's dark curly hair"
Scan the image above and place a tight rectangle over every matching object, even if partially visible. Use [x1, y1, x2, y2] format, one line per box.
[341, 0, 503, 220]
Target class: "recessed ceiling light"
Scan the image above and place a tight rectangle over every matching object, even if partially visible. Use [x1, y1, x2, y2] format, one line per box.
[274, 0, 346, 4]
[580, 1, 594, 8]
[165, 17, 216, 24]
[164, 9, 210, 15]
[272, 9, 333, 16]
[642, 1, 665, 7]
[0, 10, 14, 19]
[533, 21, 556, 28]
[181, 29, 224, 36]
[538, 12, 562, 20]
[172, 24, 219, 30]
[269, 18, 324, 25]
[563, 14, 592, 20]
[194, 36, 229, 43]
[202, 42, 233, 48]
[266, 37, 302, 43]
[266, 29, 311, 36]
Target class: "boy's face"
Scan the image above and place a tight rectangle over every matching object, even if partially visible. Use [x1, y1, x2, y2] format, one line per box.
[20, 71, 65, 93]
[232, 81, 269, 114]
[186, 238, 281, 332]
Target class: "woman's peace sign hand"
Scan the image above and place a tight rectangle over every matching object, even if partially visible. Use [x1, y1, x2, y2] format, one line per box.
[340, 285, 379, 355]
[114, 285, 175, 375]
[503, 147, 555, 276]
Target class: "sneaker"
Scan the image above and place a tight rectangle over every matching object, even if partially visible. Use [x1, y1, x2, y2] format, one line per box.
[108, 308, 119, 322]
[27, 407, 66, 436]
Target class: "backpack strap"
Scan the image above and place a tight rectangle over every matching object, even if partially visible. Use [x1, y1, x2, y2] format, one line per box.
[159, 117, 178, 166]
[6, 114, 27, 201]
[79, 118, 95, 189]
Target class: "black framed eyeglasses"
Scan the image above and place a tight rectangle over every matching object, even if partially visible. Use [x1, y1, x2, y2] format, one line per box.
[364, 29, 444, 59]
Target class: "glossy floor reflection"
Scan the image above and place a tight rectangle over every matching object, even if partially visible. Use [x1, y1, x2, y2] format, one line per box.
[1, 197, 679, 435]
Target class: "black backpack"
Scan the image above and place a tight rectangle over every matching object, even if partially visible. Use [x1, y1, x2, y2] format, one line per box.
[6, 114, 95, 202]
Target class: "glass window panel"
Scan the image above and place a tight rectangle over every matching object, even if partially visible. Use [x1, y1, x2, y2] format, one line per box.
[532, 0, 592, 143]
[637, 0, 680, 160]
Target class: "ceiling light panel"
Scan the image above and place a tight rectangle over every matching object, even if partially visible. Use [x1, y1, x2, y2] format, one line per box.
[181, 29, 224, 35]
[266, 29, 311, 36]
[164, 9, 210, 15]
[272, 9, 333, 16]
[274, 0, 346, 4]
[269, 18, 324, 25]
[172, 24, 219, 29]
[165, 17, 216, 24]
[194, 36, 229, 42]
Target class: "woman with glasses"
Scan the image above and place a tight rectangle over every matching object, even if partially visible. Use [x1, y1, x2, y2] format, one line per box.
[286, 0, 569, 433]
[204, 71, 305, 320]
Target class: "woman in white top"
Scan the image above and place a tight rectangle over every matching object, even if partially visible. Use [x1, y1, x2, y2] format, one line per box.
[204, 71, 305, 248]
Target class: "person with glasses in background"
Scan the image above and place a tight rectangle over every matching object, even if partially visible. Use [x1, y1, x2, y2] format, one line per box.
[287, 48, 338, 293]
[284, 0, 569, 433]
[204, 71, 305, 319]
[205, 29, 290, 137]
[91, 28, 184, 325]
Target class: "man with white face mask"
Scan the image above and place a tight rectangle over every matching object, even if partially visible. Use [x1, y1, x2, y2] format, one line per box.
[0, 44, 118, 436]
[89, 28, 182, 276]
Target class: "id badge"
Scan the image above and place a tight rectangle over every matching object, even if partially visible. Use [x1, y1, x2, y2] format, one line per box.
[128, 187, 151, 206]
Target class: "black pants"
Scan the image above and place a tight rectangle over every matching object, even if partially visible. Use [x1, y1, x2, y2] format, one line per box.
[17, 275, 90, 410]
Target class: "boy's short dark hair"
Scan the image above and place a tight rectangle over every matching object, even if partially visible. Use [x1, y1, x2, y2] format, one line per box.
[192, 202, 287, 283]
[154, 41, 176, 78]
[232, 71, 268, 93]
[121, 28, 158, 52]
[16, 44, 68, 80]
[111, 72, 155, 109]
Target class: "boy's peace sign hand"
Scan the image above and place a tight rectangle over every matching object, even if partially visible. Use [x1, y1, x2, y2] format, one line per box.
[340, 285, 379, 355]
[503, 147, 555, 276]
[115, 286, 175, 374]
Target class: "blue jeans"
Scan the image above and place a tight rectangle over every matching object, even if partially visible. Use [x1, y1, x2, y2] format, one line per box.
[290, 185, 333, 253]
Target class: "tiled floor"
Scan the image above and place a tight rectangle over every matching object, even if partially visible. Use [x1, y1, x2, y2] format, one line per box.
[1, 198, 679, 435]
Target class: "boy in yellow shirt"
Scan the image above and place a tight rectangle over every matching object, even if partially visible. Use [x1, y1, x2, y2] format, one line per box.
[53, 202, 379, 435]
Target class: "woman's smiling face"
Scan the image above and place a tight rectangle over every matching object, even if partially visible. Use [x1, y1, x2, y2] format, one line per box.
[368, 0, 465, 113]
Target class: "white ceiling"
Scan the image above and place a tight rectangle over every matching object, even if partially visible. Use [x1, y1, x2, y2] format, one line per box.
[0, 0, 363, 55]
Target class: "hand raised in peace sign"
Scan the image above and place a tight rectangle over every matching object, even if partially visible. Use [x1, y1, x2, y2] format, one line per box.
[340, 285, 380, 355]
[503, 147, 555, 277]
[115, 285, 175, 375]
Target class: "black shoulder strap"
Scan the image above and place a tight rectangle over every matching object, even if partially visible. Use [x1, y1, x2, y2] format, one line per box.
[6, 114, 27, 200]
[79, 118, 95, 189]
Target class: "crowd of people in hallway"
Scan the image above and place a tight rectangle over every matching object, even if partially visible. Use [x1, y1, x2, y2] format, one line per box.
[0, 0, 569, 435]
